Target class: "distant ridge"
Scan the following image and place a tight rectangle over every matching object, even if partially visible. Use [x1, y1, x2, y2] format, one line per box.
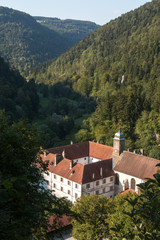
[0, 7, 99, 75]
[34, 16, 100, 47]
[0, 7, 69, 75]
[32, 0, 160, 95]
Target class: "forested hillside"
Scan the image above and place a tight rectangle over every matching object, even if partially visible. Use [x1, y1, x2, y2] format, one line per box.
[34, 17, 100, 47]
[32, 0, 160, 158]
[0, 7, 69, 75]
[0, 56, 39, 121]
[0, 55, 95, 147]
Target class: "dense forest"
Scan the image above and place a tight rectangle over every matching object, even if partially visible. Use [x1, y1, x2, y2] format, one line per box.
[0, 7, 99, 76]
[34, 16, 100, 47]
[0, 56, 95, 147]
[0, 56, 39, 121]
[31, 0, 160, 158]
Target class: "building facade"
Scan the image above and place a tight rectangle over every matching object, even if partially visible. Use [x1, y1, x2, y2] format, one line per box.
[41, 131, 160, 202]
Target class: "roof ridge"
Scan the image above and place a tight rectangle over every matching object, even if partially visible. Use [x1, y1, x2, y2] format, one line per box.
[123, 151, 160, 162]
[89, 141, 113, 148]
[48, 141, 90, 150]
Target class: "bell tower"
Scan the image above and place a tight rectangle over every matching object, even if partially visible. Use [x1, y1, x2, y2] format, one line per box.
[113, 130, 125, 156]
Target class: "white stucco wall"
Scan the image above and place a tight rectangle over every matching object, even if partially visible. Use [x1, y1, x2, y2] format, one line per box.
[74, 156, 100, 165]
[82, 176, 115, 198]
[43, 172, 82, 203]
[114, 171, 144, 194]
[43, 172, 115, 202]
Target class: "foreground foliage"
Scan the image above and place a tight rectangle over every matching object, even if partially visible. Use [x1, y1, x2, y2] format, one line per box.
[72, 170, 160, 240]
[72, 195, 113, 240]
[0, 111, 71, 240]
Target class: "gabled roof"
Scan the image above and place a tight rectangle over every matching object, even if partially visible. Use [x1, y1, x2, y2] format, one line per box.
[48, 141, 113, 160]
[48, 142, 89, 160]
[41, 154, 114, 184]
[89, 141, 113, 160]
[49, 158, 84, 184]
[114, 151, 160, 179]
[82, 159, 114, 184]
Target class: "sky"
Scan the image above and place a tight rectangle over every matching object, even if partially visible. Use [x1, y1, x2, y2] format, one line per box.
[0, 0, 152, 25]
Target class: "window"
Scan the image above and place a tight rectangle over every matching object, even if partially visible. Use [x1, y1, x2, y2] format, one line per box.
[68, 190, 71, 195]
[68, 181, 71, 186]
[84, 158, 86, 160]
[110, 177, 114, 182]
[96, 190, 99, 195]
[46, 180, 49, 185]
[75, 193, 78, 199]
[131, 178, 136, 190]
[60, 177, 63, 182]
[115, 173, 119, 185]
[103, 188, 105, 193]
[96, 181, 99, 186]
[61, 187, 63, 192]
[53, 183, 56, 188]
[124, 179, 129, 190]
[103, 179, 106, 184]
[86, 183, 90, 189]
[54, 175, 56, 179]
[75, 183, 78, 189]
[110, 186, 113, 191]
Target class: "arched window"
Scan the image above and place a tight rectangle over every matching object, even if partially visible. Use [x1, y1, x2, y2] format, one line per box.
[131, 178, 136, 190]
[124, 179, 129, 190]
[115, 173, 119, 185]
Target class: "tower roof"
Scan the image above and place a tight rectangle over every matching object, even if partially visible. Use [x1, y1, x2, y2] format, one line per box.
[113, 130, 125, 140]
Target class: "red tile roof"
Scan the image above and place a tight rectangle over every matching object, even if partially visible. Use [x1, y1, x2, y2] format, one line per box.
[120, 189, 136, 195]
[48, 142, 89, 160]
[89, 141, 113, 160]
[50, 158, 84, 184]
[114, 151, 160, 179]
[82, 159, 114, 184]
[48, 141, 113, 160]
[41, 155, 114, 184]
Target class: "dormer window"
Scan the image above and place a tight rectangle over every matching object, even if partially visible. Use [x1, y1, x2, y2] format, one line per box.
[110, 177, 113, 182]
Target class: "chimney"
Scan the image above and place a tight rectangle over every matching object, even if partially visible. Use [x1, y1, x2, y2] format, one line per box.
[140, 149, 144, 155]
[70, 160, 73, 169]
[97, 140, 100, 144]
[92, 173, 95, 179]
[127, 148, 131, 152]
[44, 151, 46, 157]
[70, 140, 73, 145]
[62, 150, 65, 158]
[54, 154, 58, 166]
[100, 167, 103, 177]
[133, 149, 137, 154]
